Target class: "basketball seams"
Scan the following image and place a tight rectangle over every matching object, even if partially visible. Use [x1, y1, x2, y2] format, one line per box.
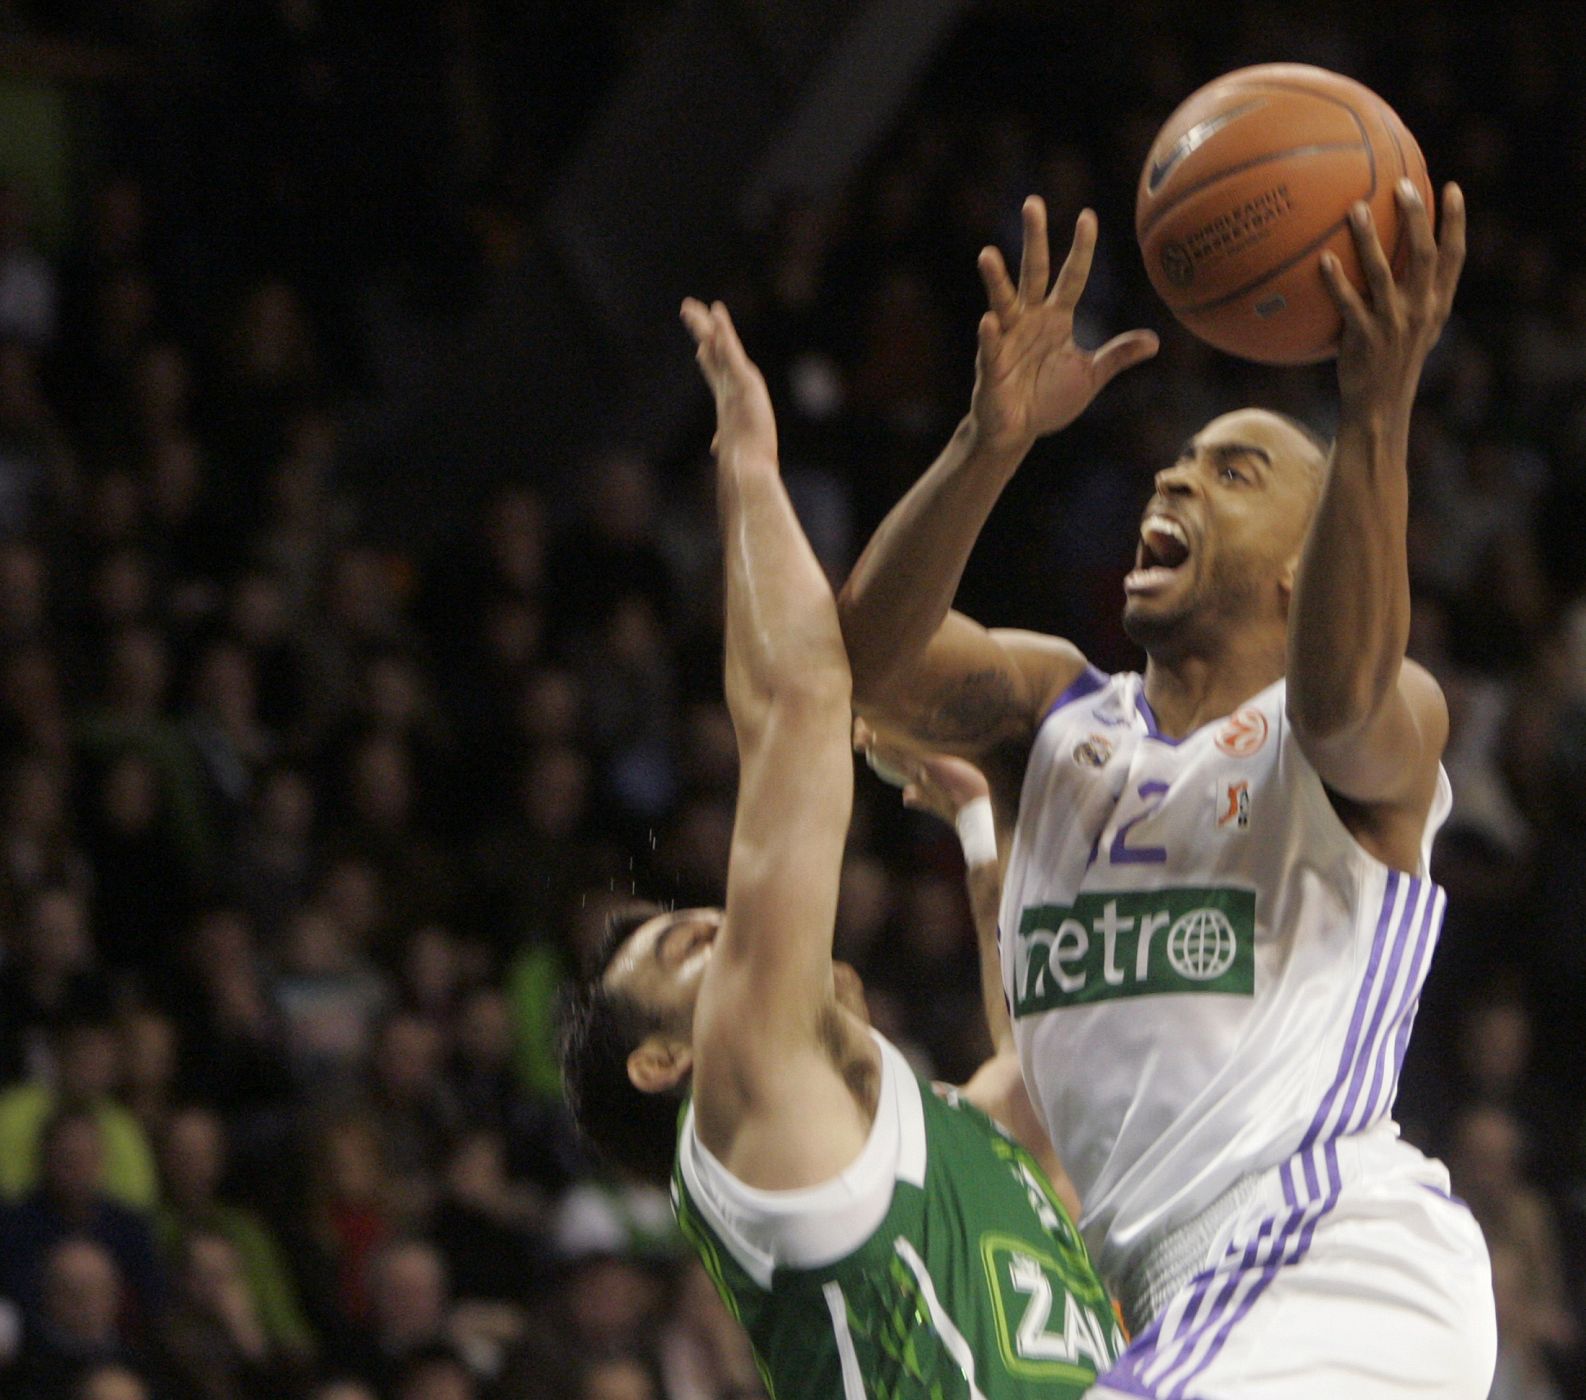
[1137, 143, 1366, 244]
[1186, 109, 1382, 317]
[1137, 79, 1372, 242]
[1370, 93, 1429, 275]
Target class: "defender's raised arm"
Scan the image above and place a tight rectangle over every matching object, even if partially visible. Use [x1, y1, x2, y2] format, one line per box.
[837, 201, 1157, 767]
[677, 300, 868, 1188]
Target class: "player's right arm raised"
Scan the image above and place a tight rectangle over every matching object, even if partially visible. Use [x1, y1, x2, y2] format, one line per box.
[679, 299, 871, 1191]
[838, 199, 1158, 762]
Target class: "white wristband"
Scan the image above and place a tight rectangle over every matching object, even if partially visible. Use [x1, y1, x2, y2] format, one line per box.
[955, 796, 997, 868]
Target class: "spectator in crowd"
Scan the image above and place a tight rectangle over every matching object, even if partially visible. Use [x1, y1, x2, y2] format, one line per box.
[292, 1110, 399, 1346]
[1449, 1104, 1575, 1361]
[391, 1341, 478, 1400]
[5, 1239, 139, 1398]
[1490, 1237, 1567, 1400]
[155, 1105, 315, 1360]
[0, 1108, 163, 1330]
[0, 883, 102, 1083]
[343, 1238, 455, 1395]
[157, 1229, 304, 1399]
[578, 1353, 666, 1400]
[77, 1364, 151, 1400]
[0, 1012, 158, 1210]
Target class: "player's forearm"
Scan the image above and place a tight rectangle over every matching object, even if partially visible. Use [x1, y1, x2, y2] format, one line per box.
[966, 858, 1013, 1056]
[837, 417, 1024, 701]
[721, 451, 850, 727]
[1286, 410, 1411, 739]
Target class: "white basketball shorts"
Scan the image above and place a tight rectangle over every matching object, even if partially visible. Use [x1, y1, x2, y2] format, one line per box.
[1089, 1124, 1495, 1399]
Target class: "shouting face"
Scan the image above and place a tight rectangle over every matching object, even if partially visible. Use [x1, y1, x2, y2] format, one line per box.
[1123, 408, 1326, 656]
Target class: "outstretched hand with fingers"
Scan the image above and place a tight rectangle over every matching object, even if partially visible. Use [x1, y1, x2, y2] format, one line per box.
[970, 197, 1160, 455]
[1319, 180, 1466, 412]
[681, 297, 777, 466]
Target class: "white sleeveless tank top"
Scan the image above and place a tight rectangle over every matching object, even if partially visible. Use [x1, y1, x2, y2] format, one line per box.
[999, 668, 1451, 1284]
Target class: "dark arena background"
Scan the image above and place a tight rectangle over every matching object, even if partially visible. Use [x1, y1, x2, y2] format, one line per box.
[0, 2, 1577, 1397]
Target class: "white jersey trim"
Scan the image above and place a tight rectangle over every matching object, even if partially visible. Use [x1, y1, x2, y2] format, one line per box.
[895, 1236, 990, 1400]
[678, 1034, 925, 1290]
[822, 1282, 867, 1400]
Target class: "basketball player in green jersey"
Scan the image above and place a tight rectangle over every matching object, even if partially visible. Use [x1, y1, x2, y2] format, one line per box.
[560, 299, 1121, 1399]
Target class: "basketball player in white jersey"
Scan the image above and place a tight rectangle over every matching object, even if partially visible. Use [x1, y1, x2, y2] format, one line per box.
[837, 183, 1496, 1397]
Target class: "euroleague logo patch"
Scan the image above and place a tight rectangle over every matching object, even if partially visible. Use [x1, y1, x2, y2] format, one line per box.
[1160, 242, 1194, 288]
[1072, 734, 1114, 768]
[1215, 706, 1268, 757]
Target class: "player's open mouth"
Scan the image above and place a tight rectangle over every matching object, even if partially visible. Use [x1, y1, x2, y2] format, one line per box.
[1125, 514, 1192, 594]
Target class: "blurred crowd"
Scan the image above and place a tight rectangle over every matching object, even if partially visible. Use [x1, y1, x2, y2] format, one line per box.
[0, 2, 1578, 1399]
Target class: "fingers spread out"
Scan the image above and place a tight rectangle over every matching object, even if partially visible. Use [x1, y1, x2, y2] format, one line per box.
[680, 296, 714, 346]
[1347, 202, 1395, 312]
[979, 245, 1018, 322]
[682, 298, 756, 391]
[1436, 182, 1467, 303]
[1091, 328, 1161, 390]
[1396, 179, 1437, 299]
[1051, 209, 1098, 311]
[711, 300, 749, 367]
[1018, 196, 1050, 303]
[977, 309, 1002, 363]
[1318, 251, 1368, 331]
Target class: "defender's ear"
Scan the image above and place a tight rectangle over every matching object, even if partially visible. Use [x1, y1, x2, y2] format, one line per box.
[627, 1036, 694, 1095]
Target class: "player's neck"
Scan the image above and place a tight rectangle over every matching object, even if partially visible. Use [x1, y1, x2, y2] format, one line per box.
[1141, 636, 1284, 738]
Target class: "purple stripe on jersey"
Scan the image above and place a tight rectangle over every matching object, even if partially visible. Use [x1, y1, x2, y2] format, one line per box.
[1129, 1157, 1328, 1392]
[1160, 1175, 1343, 1397]
[1334, 878, 1427, 1135]
[1105, 1307, 1172, 1389]
[1167, 1259, 1282, 1398]
[1237, 1216, 1272, 1268]
[1355, 883, 1441, 1132]
[1163, 1270, 1222, 1358]
[1140, 1213, 1297, 1396]
[1387, 888, 1446, 1103]
[1099, 872, 1427, 1397]
[1107, 1252, 1233, 1390]
[1044, 664, 1110, 720]
[1296, 870, 1403, 1200]
[1133, 689, 1189, 746]
[1288, 1138, 1341, 1265]
[1114, 1196, 1310, 1396]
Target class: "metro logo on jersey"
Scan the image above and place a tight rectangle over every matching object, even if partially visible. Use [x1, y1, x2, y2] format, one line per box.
[1013, 887, 1256, 1015]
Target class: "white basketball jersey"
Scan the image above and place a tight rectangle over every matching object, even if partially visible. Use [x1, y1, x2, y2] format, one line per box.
[999, 668, 1451, 1285]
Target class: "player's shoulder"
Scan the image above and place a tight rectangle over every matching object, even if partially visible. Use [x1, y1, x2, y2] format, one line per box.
[1029, 664, 1143, 739]
[985, 629, 1094, 714]
[1397, 658, 1450, 745]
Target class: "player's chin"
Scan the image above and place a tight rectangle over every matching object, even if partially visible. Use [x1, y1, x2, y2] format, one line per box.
[1121, 589, 1192, 648]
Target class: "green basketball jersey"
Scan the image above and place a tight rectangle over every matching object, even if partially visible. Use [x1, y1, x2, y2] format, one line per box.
[673, 1035, 1123, 1399]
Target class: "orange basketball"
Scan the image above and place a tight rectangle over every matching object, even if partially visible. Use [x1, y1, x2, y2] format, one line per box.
[1135, 64, 1433, 365]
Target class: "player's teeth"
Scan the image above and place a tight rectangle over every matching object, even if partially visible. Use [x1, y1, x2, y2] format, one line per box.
[1142, 514, 1187, 546]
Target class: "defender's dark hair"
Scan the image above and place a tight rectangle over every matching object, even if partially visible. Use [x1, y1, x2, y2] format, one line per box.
[559, 902, 686, 1186]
